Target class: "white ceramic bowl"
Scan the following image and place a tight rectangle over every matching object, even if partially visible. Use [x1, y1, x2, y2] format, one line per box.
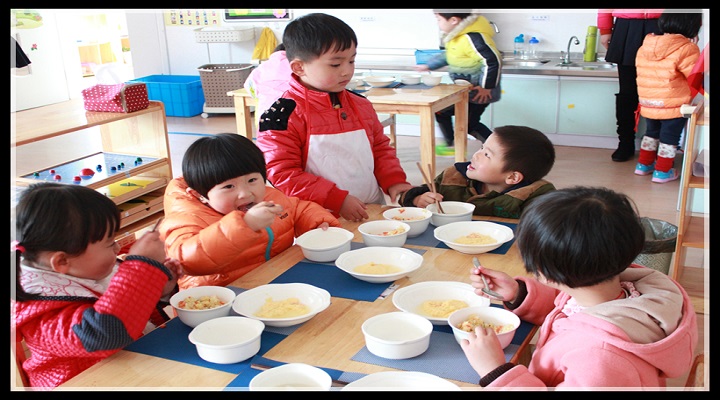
[421, 74, 443, 86]
[382, 207, 432, 238]
[249, 363, 332, 391]
[295, 227, 353, 262]
[361, 311, 433, 359]
[363, 76, 396, 88]
[433, 221, 514, 254]
[357, 220, 410, 247]
[426, 201, 475, 226]
[188, 316, 264, 364]
[232, 283, 331, 327]
[392, 281, 490, 325]
[400, 74, 422, 85]
[345, 79, 360, 90]
[169, 286, 236, 328]
[448, 306, 521, 349]
[453, 79, 472, 86]
[342, 371, 461, 391]
[334, 246, 424, 283]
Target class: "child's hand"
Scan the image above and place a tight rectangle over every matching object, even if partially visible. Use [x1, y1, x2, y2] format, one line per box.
[460, 326, 507, 377]
[244, 201, 284, 231]
[388, 183, 413, 204]
[127, 231, 167, 264]
[317, 222, 330, 230]
[161, 258, 183, 297]
[469, 265, 518, 302]
[414, 65, 430, 72]
[471, 87, 492, 103]
[413, 192, 444, 208]
[339, 195, 369, 222]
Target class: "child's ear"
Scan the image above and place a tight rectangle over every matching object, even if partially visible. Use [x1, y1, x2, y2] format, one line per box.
[48, 251, 71, 274]
[289, 59, 305, 76]
[505, 171, 524, 185]
[185, 187, 209, 204]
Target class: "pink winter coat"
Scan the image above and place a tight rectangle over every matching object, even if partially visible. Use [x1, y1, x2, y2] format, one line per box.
[636, 33, 701, 120]
[161, 178, 340, 289]
[256, 74, 409, 216]
[243, 50, 292, 115]
[488, 265, 698, 389]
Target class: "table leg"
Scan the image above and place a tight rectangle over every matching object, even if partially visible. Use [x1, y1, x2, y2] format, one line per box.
[233, 96, 254, 141]
[453, 90, 469, 162]
[419, 106, 436, 176]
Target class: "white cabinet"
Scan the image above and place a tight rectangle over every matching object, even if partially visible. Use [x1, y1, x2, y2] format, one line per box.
[490, 74, 558, 134]
[557, 77, 617, 136]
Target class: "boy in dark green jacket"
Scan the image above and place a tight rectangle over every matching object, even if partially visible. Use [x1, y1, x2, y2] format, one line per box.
[400, 125, 555, 219]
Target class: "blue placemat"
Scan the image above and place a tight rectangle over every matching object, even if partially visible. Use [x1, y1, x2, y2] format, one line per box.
[435, 221, 517, 255]
[273, 245, 426, 302]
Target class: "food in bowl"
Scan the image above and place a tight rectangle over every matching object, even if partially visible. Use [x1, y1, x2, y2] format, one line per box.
[232, 283, 331, 327]
[419, 299, 469, 318]
[392, 281, 490, 325]
[453, 232, 497, 245]
[169, 286, 236, 327]
[255, 297, 310, 319]
[448, 306, 520, 349]
[382, 207, 432, 238]
[177, 295, 226, 310]
[456, 314, 516, 334]
[335, 246, 424, 283]
[358, 220, 410, 247]
[434, 221, 514, 254]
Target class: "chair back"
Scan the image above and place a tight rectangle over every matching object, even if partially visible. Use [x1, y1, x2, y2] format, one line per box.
[11, 327, 30, 388]
[685, 353, 705, 389]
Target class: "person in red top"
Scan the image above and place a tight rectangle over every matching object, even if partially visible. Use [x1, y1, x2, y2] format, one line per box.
[634, 12, 702, 183]
[597, 9, 663, 162]
[12, 182, 182, 389]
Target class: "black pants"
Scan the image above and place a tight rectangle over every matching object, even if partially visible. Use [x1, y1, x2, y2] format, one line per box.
[435, 101, 492, 147]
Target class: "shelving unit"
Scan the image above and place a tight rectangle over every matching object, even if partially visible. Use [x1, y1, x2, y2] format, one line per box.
[12, 99, 172, 240]
[671, 97, 707, 283]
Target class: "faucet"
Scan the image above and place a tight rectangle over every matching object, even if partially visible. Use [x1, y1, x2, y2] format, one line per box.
[563, 36, 580, 64]
[489, 21, 499, 34]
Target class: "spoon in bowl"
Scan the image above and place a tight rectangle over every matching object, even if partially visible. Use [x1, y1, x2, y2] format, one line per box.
[472, 257, 504, 300]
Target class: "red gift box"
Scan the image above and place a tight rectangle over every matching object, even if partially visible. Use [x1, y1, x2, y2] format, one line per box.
[81, 82, 150, 113]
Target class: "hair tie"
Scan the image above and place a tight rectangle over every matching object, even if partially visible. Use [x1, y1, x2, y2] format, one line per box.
[11, 240, 25, 253]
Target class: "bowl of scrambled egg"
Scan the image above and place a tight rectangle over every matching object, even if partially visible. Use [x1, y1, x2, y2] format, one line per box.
[170, 285, 236, 327]
[358, 220, 410, 247]
[392, 281, 490, 325]
[232, 283, 331, 327]
[433, 221, 514, 254]
[448, 305, 521, 349]
[335, 246, 424, 283]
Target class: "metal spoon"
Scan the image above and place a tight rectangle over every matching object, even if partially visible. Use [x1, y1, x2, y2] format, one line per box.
[472, 257, 504, 300]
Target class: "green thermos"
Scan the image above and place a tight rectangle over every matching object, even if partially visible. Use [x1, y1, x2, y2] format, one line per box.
[584, 25, 598, 62]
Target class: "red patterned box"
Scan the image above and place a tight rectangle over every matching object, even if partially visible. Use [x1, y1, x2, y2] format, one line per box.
[81, 83, 149, 113]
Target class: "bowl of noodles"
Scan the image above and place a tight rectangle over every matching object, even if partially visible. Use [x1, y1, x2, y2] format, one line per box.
[170, 285, 236, 327]
[335, 246, 424, 283]
[448, 305, 520, 349]
[433, 221, 514, 254]
[392, 281, 490, 325]
[232, 283, 331, 327]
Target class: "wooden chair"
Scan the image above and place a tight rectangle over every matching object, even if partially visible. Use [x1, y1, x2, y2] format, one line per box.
[685, 353, 705, 389]
[11, 328, 30, 388]
[377, 113, 397, 148]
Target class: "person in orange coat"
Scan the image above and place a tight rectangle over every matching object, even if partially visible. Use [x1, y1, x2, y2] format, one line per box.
[634, 12, 702, 183]
[161, 133, 340, 289]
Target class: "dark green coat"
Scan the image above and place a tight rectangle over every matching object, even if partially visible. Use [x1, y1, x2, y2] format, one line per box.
[400, 162, 555, 219]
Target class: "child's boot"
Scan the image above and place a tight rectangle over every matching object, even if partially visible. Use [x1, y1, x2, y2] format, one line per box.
[651, 142, 680, 183]
[635, 136, 659, 176]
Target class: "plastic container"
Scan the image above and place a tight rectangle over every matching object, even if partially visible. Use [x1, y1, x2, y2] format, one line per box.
[584, 26, 598, 62]
[513, 34, 525, 59]
[528, 37, 540, 60]
[414, 49, 445, 65]
[129, 75, 205, 117]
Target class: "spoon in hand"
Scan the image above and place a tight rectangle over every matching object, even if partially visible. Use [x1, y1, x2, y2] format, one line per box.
[472, 257, 504, 300]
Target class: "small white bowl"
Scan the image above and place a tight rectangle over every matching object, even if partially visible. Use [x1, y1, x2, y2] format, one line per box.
[357, 220, 410, 247]
[361, 312, 433, 359]
[334, 246, 424, 283]
[382, 207, 432, 238]
[433, 221, 514, 254]
[426, 201, 475, 226]
[342, 371, 461, 391]
[453, 79, 472, 86]
[400, 74, 422, 85]
[421, 74, 443, 86]
[232, 283, 331, 327]
[295, 227, 353, 262]
[188, 316, 264, 364]
[345, 79, 360, 90]
[392, 281, 490, 325]
[363, 76, 396, 88]
[249, 363, 332, 391]
[448, 306, 521, 349]
[169, 286, 236, 328]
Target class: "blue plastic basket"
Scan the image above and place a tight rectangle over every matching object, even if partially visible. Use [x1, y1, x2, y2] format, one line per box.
[414, 49, 445, 65]
[129, 75, 205, 117]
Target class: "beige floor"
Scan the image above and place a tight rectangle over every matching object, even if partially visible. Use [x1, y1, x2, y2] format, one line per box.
[165, 112, 707, 389]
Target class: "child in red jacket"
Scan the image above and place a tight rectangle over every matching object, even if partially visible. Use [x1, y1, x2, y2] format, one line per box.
[12, 182, 181, 389]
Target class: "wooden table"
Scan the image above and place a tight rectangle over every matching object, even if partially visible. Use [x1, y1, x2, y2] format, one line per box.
[228, 84, 470, 173]
[57, 204, 534, 390]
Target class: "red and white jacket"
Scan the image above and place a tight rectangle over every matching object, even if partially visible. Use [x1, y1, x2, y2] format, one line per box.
[256, 74, 409, 217]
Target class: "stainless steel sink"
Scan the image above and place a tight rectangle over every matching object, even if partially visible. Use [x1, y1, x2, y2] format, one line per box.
[556, 62, 615, 70]
[503, 60, 546, 68]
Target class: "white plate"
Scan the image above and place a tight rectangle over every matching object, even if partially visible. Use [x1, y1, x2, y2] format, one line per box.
[342, 371, 460, 391]
[335, 246, 424, 283]
[232, 283, 331, 327]
[392, 281, 490, 325]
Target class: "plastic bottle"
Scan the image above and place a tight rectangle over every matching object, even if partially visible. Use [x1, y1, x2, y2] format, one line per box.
[584, 26, 598, 62]
[528, 37, 539, 60]
[513, 34, 525, 59]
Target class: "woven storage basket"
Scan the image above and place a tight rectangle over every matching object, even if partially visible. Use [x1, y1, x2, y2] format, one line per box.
[197, 64, 254, 108]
